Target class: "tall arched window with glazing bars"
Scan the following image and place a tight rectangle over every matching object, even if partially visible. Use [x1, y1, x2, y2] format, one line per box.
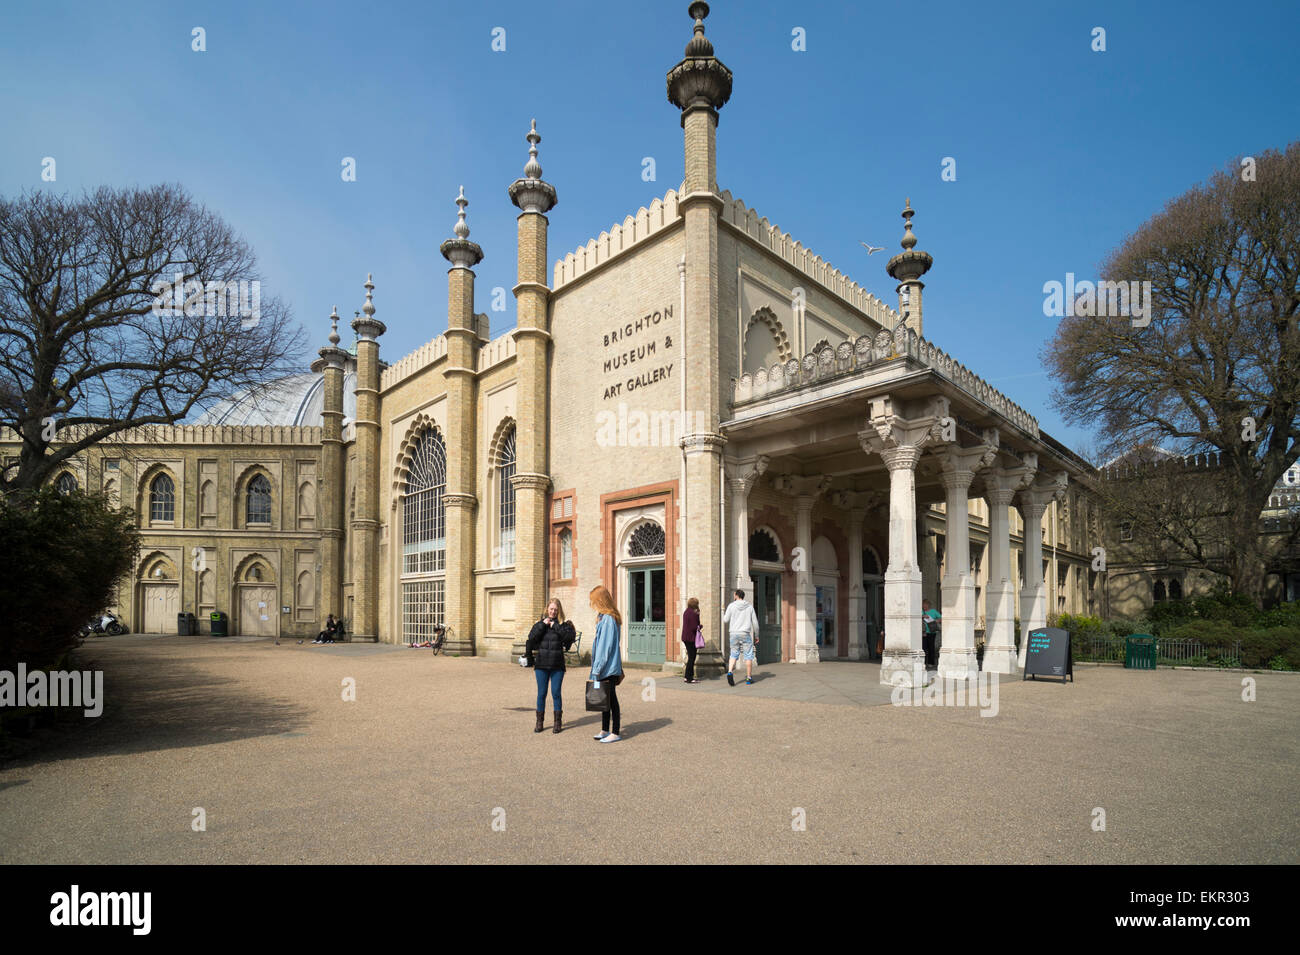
[150, 473, 175, 523]
[496, 426, 516, 567]
[401, 428, 446, 644]
[403, 428, 446, 574]
[246, 473, 272, 525]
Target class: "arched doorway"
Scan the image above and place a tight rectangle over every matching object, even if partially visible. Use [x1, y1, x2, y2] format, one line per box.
[863, 546, 884, 661]
[812, 536, 839, 658]
[139, 553, 179, 633]
[749, 527, 783, 665]
[622, 520, 666, 663]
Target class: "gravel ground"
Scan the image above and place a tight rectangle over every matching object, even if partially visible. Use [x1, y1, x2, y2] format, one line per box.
[1, 634, 1296, 864]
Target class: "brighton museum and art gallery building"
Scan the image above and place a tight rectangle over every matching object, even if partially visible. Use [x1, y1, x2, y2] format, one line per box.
[5, 5, 1113, 685]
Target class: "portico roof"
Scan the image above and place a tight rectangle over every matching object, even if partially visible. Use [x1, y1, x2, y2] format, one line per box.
[723, 325, 1092, 504]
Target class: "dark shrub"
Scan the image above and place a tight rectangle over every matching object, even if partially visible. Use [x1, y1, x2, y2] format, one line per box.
[0, 487, 139, 672]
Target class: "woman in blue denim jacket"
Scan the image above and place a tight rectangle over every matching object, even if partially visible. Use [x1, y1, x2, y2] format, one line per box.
[588, 584, 625, 743]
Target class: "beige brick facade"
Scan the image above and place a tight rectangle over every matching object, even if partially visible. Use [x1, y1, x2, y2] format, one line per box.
[7, 5, 1103, 671]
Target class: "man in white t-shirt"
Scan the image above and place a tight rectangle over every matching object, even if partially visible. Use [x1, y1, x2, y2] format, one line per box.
[723, 589, 761, 686]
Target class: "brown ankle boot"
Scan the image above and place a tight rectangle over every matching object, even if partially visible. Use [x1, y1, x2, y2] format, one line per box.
[534, 711, 545, 733]
[553, 711, 563, 734]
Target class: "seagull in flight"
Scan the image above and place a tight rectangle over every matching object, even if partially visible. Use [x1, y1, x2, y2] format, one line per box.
[860, 242, 886, 255]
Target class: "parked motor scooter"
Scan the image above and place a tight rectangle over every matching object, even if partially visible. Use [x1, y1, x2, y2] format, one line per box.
[81, 612, 127, 637]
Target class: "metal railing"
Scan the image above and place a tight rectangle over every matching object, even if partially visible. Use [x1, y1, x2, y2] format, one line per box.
[1157, 637, 1241, 668]
[1069, 633, 1243, 667]
[1071, 634, 1125, 663]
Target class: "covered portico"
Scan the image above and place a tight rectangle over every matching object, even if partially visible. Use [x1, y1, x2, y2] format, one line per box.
[721, 326, 1084, 686]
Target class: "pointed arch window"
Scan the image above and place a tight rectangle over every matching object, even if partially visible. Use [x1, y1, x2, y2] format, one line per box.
[150, 474, 175, 523]
[496, 426, 517, 567]
[403, 428, 446, 575]
[54, 471, 78, 495]
[246, 473, 272, 525]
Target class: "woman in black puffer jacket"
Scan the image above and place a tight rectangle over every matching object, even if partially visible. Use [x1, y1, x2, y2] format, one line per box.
[525, 597, 576, 734]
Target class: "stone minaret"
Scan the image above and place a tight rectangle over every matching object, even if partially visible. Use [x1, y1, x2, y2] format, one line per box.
[310, 308, 348, 626]
[667, 1, 731, 674]
[350, 275, 386, 642]
[885, 199, 933, 336]
[508, 120, 557, 657]
[439, 188, 483, 655]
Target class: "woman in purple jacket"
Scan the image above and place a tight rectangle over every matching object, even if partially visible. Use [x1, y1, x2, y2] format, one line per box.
[681, 597, 701, 683]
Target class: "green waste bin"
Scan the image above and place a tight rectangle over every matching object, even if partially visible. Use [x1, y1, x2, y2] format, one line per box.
[1125, 634, 1157, 670]
[210, 611, 228, 637]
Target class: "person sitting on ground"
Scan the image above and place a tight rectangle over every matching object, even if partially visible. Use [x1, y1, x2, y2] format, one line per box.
[314, 614, 339, 644]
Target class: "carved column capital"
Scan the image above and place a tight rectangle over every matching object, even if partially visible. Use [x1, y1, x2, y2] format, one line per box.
[510, 471, 551, 493]
[724, 454, 769, 495]
[773, 474, 832, 502]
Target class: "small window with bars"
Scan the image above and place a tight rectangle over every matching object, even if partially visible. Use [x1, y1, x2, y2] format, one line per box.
[402, 579, 445, 644]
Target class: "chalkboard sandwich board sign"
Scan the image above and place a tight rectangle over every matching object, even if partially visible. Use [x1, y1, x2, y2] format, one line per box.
[1024, 626, 1073, 683]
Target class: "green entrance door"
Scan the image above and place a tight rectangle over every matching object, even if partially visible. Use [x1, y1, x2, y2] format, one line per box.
[754, 572, 782, 664]
[627, 566, 666, 663]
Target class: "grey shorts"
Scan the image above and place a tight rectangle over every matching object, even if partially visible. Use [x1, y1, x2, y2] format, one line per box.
[729, 633, 755, 662]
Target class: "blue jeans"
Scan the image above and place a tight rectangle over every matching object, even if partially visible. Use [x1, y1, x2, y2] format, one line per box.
[535, 667, 564, 712]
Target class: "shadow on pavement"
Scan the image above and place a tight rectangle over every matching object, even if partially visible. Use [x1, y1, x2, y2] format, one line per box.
[2, 648, 308, 769]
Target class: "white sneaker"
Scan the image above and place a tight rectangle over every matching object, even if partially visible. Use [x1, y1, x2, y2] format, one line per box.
[593, 731, 608, 740]
[599, 733, 622, 743]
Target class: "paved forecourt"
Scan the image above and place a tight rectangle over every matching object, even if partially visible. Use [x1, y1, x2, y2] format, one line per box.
[0, 634, 1295, 864]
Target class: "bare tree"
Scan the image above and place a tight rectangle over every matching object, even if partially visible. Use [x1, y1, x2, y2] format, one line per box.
[0, 183, 306, 491]
[1047, 144, 1300, 600]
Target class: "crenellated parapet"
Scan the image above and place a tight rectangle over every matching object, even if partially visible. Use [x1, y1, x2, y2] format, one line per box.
[718, 191, 900, 329]
[1100, 452, 1226, 481]
[553, 188, 682, 289]
[0, 423, 323, 446]
[380, 335, 449, 391]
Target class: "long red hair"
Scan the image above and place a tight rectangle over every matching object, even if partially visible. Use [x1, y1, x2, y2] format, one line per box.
[589, 585, 622, 626]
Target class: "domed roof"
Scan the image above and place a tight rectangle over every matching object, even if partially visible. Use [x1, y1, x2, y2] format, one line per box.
[193, 369, 357, 427]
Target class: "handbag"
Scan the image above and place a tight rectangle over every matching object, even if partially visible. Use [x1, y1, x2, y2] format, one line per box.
[585, 679, 610, 712]
[694, 624, 705, 649]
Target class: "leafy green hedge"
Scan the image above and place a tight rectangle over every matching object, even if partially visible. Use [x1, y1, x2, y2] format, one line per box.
[1050, 598, 1300, 670]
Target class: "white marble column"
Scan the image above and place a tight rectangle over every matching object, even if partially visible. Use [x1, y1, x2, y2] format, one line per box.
[724, 455, 769, 598]
[982, 455, 1036, 674]
[861, 395, 947, 686]
[833, 491, 880, 661]
[1016, 471, 1067, 668]
[846, 506, 866, 661]
[934, 433, 999, 680]
[773, 475, 830, 664]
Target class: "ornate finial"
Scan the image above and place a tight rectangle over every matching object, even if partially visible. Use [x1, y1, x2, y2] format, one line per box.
[685, 2, 713, 57]
[523, 119, 542, 180]
[328, 306, 341, 345]
[454, 186, 470, 239]
[668, 1, 731, 113]
[887, 198, 933, 286]
[362, 273, 375, 317]
[508, 125, 557, 214]
[901, 199, 917, 251]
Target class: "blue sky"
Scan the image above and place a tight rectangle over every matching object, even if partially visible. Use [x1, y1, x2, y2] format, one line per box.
[3, 0, 1298, 455]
